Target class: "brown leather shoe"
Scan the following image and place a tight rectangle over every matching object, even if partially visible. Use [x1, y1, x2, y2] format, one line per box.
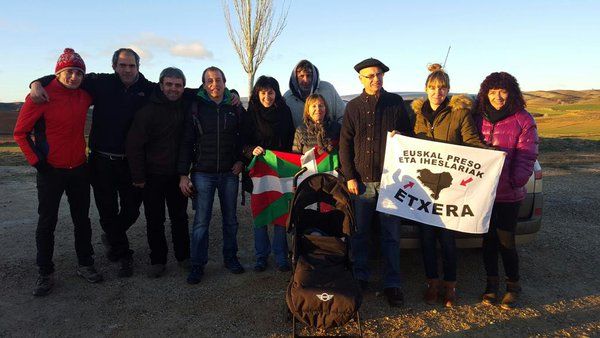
[443, 281, 457, 307]
[384, 287, 404, 307]
[423, 279, 440, 305]
[500, 280, 521, 310]
[481, 276, 499, 305]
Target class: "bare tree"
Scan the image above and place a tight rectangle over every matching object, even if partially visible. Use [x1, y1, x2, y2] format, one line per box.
[222, 0, 288, 98]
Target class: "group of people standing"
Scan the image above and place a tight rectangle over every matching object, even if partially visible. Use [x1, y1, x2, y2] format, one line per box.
[14, 47, 538, 313]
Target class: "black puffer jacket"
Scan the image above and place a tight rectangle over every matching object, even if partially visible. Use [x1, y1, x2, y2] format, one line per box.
[126, 87, 188, 183]
[339, 89, 412, 182]
[178, 88, 245, 174]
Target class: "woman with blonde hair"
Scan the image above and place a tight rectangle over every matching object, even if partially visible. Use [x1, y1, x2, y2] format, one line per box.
[412, 63, 486, 307]
[292, 93, 341, 154]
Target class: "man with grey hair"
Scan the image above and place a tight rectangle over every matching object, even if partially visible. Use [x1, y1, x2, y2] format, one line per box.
[126, 67, 191, 278]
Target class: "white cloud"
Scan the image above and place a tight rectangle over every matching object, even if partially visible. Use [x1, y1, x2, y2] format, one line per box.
[127, 44, 153, 62]
[133, 33, 172, 49]
[123, 33, 212, 60]
[170, 43, 213, 59]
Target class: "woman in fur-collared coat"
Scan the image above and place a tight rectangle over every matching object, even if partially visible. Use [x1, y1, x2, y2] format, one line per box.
[412, 64, 486, 308]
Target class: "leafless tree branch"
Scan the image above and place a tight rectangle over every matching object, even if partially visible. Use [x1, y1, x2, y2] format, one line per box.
[223, 0, 289, 97]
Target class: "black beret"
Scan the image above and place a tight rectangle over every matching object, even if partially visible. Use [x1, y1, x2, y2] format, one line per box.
[354, 58, 389, 73]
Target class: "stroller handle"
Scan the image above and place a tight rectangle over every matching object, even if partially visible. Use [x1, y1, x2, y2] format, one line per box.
[293, 167, 308, 189]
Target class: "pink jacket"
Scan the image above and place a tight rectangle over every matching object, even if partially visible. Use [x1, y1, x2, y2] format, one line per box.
[476, 109, 539, 202]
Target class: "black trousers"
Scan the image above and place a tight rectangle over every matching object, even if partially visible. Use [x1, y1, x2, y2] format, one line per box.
[36, 164, 94, 275]
[143, 174, 190, 264]
[89, 153, 143, 260]
[419, 224, 457, 281]
[482, 201, 521, 281]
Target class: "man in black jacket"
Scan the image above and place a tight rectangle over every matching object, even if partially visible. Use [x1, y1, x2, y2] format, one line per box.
[30, 48, 153, 277]
[177, 66, 246, 284]
[339, 58, 412, 307]
[126, 67, 191, 278]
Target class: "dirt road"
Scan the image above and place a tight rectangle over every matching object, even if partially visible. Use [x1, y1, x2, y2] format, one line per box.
[0, 156, 599, 337]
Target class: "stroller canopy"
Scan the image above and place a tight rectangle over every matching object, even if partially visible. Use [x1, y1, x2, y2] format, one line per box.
[286, 173, 356, 237]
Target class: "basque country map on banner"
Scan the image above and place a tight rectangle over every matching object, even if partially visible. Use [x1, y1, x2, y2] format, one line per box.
[376, 134, 506, 234]
[247, 147, 339, 228]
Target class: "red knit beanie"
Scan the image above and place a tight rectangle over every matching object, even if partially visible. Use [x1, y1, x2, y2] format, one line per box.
[55, 48, 86, 75]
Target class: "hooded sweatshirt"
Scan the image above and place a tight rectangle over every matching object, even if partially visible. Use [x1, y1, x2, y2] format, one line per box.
[282, 60, 346, 128]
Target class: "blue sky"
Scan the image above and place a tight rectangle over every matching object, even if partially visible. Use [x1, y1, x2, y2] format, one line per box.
[1, 0, 598, 102]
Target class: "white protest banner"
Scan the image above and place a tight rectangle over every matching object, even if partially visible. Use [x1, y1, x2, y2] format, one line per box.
[376, 134, 505, 234]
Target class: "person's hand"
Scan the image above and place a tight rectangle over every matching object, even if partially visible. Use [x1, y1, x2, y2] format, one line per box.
[30, 81, 50, 104]
[252, 146, 265, 156]
[390, 130, 400, 137]
[33, 160, 53, 173]
[231, 161, 244, 175]
[347, 179, 359, 195]
[179, 175, 194, 197]
[132, 182, 145, 189]
[231, 92, 241, 106]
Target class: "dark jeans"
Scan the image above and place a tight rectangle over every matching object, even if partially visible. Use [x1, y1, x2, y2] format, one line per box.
[190, 172, 239, 267]
[36, 164, 94, 275]
[350, 182, 403, 288]
[254, 225, 288, 267]
[419, 224, 457, 281]
[483, 201, 521, 281]
[89, 152, 143, 259]
[143, 174, 190, 265]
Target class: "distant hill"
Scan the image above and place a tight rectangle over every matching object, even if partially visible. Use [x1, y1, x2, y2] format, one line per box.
[0, 104, 92, 142]
[2, 89, 599, 142]
[524, 89, 600, 107]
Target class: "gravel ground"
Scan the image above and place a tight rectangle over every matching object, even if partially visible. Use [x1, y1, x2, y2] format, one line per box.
[0, 154, 599, 337]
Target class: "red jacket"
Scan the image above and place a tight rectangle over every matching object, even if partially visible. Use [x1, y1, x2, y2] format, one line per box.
[13, 79, 92, 169]
[476, 109, 539, 202]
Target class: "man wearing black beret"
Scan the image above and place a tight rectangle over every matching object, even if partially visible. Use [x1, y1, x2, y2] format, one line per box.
[339, 58, 412, 307]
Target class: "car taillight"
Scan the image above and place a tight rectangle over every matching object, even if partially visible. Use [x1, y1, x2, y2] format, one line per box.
[534, 207, 542, 216]
[534, 170, 543, 180]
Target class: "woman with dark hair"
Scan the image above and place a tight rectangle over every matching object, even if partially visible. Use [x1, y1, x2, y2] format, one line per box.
[242, 75, 295, 272]
[292, 93, 341, 154]
[475, 72, 538, 309]
[411, 64, 486, 307]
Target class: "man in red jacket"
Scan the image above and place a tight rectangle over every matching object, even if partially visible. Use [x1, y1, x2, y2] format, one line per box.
[14, 48, 103, 297]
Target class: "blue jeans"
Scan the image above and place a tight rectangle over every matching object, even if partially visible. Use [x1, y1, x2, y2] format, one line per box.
[254, 225, 288, 267]
[190, 172, 239, 267]
[419, 224, 457, 281]
[351, 182, 402, 288]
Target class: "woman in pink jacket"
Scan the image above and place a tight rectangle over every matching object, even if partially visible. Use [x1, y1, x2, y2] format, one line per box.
[475, 72, 538, 309]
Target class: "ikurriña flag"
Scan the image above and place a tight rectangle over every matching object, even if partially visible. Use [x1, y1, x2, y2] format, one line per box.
[247, 147, 339, 228]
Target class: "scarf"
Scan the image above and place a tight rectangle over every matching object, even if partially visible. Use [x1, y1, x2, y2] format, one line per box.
[303, 117, 334, 152]
[483, 101, 512, 123]
[421, 98, 449, 124]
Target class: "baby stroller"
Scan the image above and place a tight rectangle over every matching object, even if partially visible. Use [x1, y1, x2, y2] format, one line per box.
[285, 168, 363, 336]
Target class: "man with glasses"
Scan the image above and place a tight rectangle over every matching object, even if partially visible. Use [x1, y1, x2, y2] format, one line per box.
[339, 58, 412, 307]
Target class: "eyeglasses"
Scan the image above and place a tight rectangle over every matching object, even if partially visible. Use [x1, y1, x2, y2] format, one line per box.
[360, 72, 384, 80]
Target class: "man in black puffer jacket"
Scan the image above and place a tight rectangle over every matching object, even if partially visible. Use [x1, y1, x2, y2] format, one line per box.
[177, 66, 246, 284]
[126, 67, 191, 278]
